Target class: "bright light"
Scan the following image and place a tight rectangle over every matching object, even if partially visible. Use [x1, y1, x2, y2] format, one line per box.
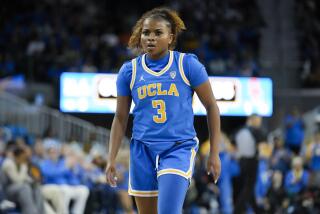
[60, 73, 273, 116]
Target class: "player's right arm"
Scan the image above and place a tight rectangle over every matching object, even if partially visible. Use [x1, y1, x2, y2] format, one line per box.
[105, 62, 132, 187]
[105, 95, 132, 187]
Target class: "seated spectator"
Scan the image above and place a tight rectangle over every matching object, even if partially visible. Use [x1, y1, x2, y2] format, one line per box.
[1, 145, 45, 214]
[40, 141, 89, 214]
[305, 130, 320, 188]
[266, 170, 286, 213]
[284, 157, 309, 199]
[284, 157, 310, 213]
[32, 137, 46, 163]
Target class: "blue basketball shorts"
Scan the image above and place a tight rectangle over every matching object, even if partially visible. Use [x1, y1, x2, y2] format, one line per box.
[128, 137, 199, 197]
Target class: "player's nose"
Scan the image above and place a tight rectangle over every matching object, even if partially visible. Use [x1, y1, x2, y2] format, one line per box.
[148, 37, 155, 42]
[148, 33, 156, 41]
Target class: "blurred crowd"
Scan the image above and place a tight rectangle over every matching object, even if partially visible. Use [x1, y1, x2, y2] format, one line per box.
[0, 125, 133, 214]
[0, 0, 264, 83]
[194, 113, 320, 214]
[1, 108, 320, 214]
[296, 0, 320, 87]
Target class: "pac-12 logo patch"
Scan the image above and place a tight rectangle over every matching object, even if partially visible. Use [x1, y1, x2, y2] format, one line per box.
[170, 71, 176, 79]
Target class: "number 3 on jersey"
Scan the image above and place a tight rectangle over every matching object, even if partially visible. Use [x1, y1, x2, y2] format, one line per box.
[152, 100, 167, 123]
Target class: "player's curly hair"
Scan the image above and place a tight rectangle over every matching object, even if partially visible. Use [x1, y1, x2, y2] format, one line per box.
[128, 7, 186, 54]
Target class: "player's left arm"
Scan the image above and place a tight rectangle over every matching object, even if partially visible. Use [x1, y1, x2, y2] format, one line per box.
[194, 81, 221, 183]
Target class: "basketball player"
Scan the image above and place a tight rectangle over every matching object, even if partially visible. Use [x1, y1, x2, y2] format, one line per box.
[105, 7, 221, 214]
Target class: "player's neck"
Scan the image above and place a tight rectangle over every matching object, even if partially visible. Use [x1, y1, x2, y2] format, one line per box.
[146, 50, 169, 61]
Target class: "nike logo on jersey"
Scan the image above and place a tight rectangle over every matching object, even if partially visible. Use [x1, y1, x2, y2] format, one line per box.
[137, 83, 179, 100]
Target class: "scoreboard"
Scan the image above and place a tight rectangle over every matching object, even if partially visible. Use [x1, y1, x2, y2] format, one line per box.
[60, 73, 273, 116]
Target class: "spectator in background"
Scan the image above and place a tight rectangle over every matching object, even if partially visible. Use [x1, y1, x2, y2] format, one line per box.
[192, 141, 219, 213]
[284, 107, 305, 155]
[0, 127, 10, 164]
[30, 138, 64, 214]
[266, 170, 286, 213]
[1, 145, 45, 214]
[199, 132, 239, 213]
[296, 0, 320, 88]
[40, 141, 89, 214]
[84, 149, 117, 214]
[215, 132, 239, 214]
[234, 114, 266, 214]
[32, 137, 46, 163]
[255, 141, 273, 211]
[0, 0, 264, 83]
[114, 148, 134, 214]
[305, 130, 320, 188]
[0, 127, 12, 145]
[270, 136, 292, 175]
[284, 157, 309, 212]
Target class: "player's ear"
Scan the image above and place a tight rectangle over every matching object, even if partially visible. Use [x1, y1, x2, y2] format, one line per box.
[168, 33, 173, 45]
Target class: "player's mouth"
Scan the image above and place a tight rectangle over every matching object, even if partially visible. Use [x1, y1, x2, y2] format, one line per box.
[146, 44, 156, 51]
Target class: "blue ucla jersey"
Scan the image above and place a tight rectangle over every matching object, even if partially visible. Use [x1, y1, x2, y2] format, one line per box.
[116, 50, 208, 142]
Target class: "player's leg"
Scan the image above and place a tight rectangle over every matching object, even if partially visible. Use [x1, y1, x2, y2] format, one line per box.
[156, 139, 199, 214]
[117, 190, 135, 213]
[157, 174, 189, 214]
[134, 196, 158, 214]
[129, 139, 159, 213]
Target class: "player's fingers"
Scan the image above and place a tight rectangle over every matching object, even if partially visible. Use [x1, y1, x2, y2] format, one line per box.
[111, 174, 118, 187]
[105, 169, 112, 183]
[206, 164, 217, 183]
[206, 163, 212, 175]
[211, 165, 220, 184]
[105, 171, 110, 184]
[106, 171, 114, 184]
[106, 170, 118, 187]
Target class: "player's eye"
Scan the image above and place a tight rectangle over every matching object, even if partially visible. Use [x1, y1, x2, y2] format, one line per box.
[142, 30, 150, 36]
[155, 31, 163, 36]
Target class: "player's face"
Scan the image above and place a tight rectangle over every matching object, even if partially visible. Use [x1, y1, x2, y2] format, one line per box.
[141, 17, 173, 59]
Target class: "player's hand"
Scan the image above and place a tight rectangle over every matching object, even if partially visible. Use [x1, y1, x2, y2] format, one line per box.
[105, 162, 118, 187]
[207, 153, 221, 184]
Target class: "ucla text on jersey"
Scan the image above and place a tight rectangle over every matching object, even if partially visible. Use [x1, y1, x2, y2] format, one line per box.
[130, 51, 196, 142]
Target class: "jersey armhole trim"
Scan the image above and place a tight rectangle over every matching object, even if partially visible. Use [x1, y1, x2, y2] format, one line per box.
[178, 53, 191, 86]
[130, 58, 137, 90]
